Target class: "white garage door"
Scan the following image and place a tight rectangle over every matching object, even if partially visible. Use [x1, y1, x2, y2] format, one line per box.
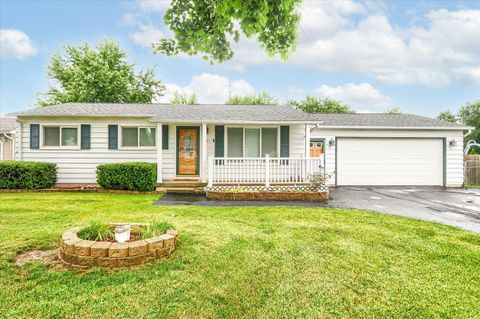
[337, 138, 444, 186]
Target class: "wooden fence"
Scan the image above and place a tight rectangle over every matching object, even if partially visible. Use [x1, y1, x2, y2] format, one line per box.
[464, 155, 480, 186]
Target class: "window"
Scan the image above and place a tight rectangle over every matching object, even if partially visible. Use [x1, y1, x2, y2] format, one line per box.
[43, 126, 78, 147]
[227, 127, 278, 157]
[261, 128, 277, 157]
[121, 127, 155, 147]
[245, 129, 260, 157]
[227, 128, 243, 157]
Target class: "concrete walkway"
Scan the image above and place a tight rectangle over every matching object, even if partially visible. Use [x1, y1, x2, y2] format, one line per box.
[154, 187, 480, 233]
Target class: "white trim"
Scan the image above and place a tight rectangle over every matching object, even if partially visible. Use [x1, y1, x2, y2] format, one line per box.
[17, 121, 22, 160]
[201, 123, 207, 182]
[119, 125, 157, 150]
[40, 124, 80, 150]
[305, 125, 310, 158]
[224, 125, 280, 158]
[313, 125, 470, 130]
[0, 138, 3, 160]
[156, 123, 162, 183]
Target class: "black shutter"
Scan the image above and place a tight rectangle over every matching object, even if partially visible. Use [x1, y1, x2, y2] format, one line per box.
[30, 124, 40, 149]
[81, 124, 91, 150]
[162, 125, 169, 150]
[215, 125, 225, 157]
[108, 125, 118, 150]
[280, 126, 290, 157]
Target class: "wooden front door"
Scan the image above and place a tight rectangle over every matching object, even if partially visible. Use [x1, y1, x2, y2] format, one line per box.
[177, 127, 199, 175]
[310, 140, 324, 157]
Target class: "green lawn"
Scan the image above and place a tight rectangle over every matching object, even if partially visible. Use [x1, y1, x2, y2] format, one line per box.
[1, 193, 479, 319]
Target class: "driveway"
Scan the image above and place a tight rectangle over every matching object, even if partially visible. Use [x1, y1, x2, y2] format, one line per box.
[328, 187, 480, 233]
[155, 187, 480, 233]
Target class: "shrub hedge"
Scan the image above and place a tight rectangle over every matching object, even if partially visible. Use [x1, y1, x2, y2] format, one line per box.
[0, 161, 57, 189]
[96, 162, 157, 192]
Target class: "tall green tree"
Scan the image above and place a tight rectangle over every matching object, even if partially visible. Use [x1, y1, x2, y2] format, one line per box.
[170, 92, 198, 104]
[288, 96, 355, 113]
[437, 110, 457, 123]
[458, 100, 480, 144]
[225, 92, 278, 105]
[154, 0, 301, 63]
[386, 107, 402, 114]
[38, 40, 165, 106]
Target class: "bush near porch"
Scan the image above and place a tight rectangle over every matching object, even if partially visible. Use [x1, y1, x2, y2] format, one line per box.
[1, 193, 479, 318]
[96, 162, 156, 192]
[0, 161, 57, 189]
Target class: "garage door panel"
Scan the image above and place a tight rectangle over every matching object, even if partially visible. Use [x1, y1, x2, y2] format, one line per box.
[337, 138, 443, 186]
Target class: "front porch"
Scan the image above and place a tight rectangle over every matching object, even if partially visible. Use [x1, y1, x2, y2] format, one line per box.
[154, 121, 323, 193]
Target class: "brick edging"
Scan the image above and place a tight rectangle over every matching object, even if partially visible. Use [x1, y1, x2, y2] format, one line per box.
[206, 191, 329, 201]
[59, 224, 177, 268]
[0, 189, 163, 194]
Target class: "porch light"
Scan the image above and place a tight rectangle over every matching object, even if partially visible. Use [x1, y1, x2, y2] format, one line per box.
[448, 139, 457, 147]
[328, 138, 335, 147]
[114, 224, 131, 243]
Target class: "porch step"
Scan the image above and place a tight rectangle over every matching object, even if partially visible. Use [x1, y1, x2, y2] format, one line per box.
[160, 181, 207, 188]
[156, 182, 206, 195]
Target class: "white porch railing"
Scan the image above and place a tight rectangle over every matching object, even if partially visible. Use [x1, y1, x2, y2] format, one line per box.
[207, 155, 324, 187]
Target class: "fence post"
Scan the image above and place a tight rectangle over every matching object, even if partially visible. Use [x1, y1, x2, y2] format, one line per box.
[265, 154, 270, 187]
[207, 155, 214, 187]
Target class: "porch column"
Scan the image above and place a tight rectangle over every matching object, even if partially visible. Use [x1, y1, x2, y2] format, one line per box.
[156, 123, 162, 184]
[305, 124, 310, 158]
[201, 123, 207, 182]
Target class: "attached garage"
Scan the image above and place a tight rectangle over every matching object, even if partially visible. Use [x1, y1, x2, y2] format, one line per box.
[336, 138, 444, 186]
[308, 113, 471, 187]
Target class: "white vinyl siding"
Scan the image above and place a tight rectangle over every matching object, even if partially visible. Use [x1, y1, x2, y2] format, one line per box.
[18, 119, 305, 184]
[311, 128, 465, 187]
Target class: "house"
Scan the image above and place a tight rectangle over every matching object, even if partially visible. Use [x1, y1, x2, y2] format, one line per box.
[9, 103, 471, 189]
[0, 117, 16, 161]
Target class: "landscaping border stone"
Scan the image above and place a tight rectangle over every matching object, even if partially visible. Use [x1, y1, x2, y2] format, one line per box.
[58, 224, 177, 269]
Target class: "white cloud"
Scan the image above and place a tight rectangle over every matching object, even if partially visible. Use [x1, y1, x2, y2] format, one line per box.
[157, 73, 255, 103]
[312, 83, 393, 109]
[138, 0, 170, 12]
[0, 29, 38, 59]
[129, 24, 163, 47]
[229, 1, 480, 87]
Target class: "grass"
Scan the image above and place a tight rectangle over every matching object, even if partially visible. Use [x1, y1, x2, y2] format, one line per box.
[0, 193, 479, 318]
[77, 221, 114, 241]
[140, 220, 175, 239]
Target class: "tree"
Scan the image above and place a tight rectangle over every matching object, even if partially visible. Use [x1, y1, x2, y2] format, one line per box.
[154, 0, 301, 63]
[288, 96, 355, 113]
[38, 40, 165, 106]
[170, 92, 198, 104]
[458, 100, 480, 144]
[437, 110, 457, 123]
[386, 107, 402, 114]
[225, 92, 278, 105]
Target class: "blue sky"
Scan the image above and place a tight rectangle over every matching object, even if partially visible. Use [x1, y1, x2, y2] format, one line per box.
[1, 0, 479, 116]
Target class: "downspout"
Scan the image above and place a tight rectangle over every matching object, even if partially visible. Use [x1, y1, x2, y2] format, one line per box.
[464, 129, 473, 139]
[5, 132, 14, 160]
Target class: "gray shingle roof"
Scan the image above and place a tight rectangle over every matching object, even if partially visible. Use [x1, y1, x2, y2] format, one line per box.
[308, 113, 470, 129]
[9, 103, 317, 124]
[8, 103, 471, 129]
[0, 117, 16, 133]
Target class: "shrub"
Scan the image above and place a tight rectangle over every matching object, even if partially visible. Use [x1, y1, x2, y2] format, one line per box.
[96, 162, 157, 192]
[140, 220, 175, 239]
[77, 221, 114, 241]
[308, 167, 333, 191]
[0, 161, 57, 189]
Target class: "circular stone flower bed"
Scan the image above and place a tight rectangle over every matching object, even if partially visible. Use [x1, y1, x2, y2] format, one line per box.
[59, 223, 177, 269]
